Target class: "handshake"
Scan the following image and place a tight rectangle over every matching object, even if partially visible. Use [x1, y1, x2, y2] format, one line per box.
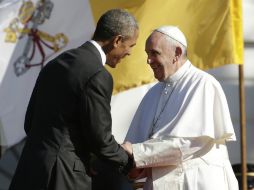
[89, 141, 146, 181]
[121, 141, 133, 156]
[121, 141, 146, 180]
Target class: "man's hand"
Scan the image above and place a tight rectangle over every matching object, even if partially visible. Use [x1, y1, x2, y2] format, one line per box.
[121, 141, 133, 156]
[89, 153, 99, 176]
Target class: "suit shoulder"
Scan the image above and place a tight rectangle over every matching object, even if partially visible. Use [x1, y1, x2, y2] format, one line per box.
[88, 68, 113, 88]
[85, 69, 113, 99]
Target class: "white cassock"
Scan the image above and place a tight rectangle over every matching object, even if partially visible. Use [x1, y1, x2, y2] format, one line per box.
[125, 60, 238, 190]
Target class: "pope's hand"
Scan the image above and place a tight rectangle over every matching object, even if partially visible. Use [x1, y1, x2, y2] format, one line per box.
[128, 168, 145, 180]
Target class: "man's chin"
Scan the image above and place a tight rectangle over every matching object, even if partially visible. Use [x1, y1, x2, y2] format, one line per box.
[106, 62, 117, 68]
[106, 57, 123, 68]
[154, 74, 162, 81]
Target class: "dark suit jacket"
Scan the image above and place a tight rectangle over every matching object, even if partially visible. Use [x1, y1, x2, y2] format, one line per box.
[9, 42, 132, 190]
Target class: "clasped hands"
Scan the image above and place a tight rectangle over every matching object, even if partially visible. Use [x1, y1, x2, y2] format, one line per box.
[89, 142, 145, 180]
[121, 141, 133, 156]
[121, 141, 145, 180]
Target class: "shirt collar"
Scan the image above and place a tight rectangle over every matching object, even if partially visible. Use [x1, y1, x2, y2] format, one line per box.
[164, 59, 191, 84]
[89, 40, 106, 66]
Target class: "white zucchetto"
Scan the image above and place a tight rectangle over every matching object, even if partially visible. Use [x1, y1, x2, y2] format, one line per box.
[155, 26, 187, 47]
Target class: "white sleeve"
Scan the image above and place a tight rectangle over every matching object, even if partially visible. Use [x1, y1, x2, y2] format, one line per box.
[132, 136, 213, 168]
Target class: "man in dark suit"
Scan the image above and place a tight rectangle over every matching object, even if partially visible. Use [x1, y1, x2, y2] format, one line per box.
[9, 9, 139, 190]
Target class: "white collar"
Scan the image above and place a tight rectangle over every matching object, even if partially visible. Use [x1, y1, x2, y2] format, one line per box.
[164, 60, 191, 84]
[89, 40, 106, 66]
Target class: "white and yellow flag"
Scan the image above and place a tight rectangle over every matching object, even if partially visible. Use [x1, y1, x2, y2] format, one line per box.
[0, 0, 243, 153]
[0, 0, 95, 152]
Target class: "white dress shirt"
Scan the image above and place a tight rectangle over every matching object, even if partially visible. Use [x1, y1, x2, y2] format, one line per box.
[89, 40, 106, 66]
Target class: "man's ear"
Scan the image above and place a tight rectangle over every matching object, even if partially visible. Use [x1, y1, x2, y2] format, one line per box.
[175, 46, 182, 56]
[112, 35, 123, 48]
[175, 46, 182, 60]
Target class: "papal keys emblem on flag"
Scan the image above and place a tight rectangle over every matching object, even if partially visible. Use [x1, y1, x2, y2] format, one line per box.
[4, 0, 68, 76]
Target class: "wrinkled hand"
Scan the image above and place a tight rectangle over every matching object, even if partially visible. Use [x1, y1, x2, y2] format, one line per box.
[121, 141, 133, 156]
[128, 168, 145, 180]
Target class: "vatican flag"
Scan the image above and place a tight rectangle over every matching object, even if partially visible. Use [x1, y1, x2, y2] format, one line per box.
[0, 0, 95, 153]
[0, 0, 243, 154]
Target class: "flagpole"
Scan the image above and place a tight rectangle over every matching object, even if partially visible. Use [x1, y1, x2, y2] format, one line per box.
[239, 64, 247, 190]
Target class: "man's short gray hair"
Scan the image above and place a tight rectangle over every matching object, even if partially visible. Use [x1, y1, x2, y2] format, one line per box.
[93, 9, 139, 41]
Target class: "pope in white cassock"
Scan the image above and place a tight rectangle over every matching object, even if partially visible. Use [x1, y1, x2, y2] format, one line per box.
[122, 26, 239, 190]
